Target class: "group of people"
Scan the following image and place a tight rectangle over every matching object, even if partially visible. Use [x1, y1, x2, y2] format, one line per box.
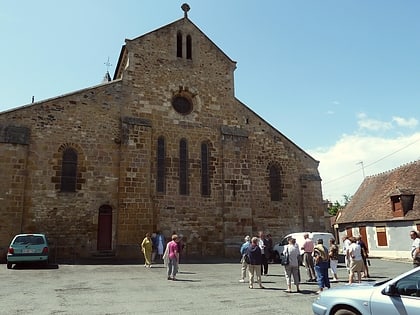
[239, 232, 342, 294]
[140, 231, 184, 281]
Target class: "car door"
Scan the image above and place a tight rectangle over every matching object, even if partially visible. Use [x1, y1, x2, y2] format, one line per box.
[370, 269, 420, 315]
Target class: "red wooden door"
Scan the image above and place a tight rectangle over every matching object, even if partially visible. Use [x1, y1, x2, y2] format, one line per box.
[97, 205, 112, 250]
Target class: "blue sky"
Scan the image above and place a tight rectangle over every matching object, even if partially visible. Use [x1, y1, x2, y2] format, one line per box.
[1, 0, 419, 202]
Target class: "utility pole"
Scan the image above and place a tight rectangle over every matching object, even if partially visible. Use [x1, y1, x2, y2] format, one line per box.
[356, 161, 365, 179]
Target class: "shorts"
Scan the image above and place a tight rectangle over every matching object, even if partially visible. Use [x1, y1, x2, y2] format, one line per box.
[350, 259, 364, 273]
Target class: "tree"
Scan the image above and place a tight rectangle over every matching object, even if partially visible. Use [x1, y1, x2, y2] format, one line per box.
[327, 194, 352, 216]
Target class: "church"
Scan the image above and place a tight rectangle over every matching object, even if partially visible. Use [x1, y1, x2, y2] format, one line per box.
[0, 4, 325, 261]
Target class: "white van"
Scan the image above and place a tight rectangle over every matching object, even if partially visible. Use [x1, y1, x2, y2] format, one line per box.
[273, 232, 335, 261]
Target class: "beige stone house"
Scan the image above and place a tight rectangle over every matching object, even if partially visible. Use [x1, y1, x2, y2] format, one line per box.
[0, 5, 325, 261]
[334, 160, 420, 259]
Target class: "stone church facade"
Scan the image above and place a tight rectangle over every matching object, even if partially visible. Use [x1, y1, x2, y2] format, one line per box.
[0, 5, 325, 261]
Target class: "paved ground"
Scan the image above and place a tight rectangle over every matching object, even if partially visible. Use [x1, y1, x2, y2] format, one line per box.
[0, 258, 413, 315]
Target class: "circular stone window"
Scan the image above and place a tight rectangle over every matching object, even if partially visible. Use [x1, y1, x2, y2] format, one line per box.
[172, 96, 192, 115]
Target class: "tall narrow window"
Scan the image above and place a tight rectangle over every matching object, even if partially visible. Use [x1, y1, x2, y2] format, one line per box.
[157, 136, 165, 193]
[177, 32, 183, 58]
[179, 139, 188, 195]
[269, 165, 281, 201]
[186, 35, 192, 59]
[201, 142, 210, 196]
[376, 226, 388, 246]
[61, 148, 78, 192]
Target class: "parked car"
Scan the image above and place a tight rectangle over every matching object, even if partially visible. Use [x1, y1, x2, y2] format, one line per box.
[7, 233, 49, 269]
[273, 232, 334, 262]
[312, 266, 420, 315]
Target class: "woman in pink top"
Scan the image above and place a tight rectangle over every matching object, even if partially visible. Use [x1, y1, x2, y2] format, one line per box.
[164, 234, 179, 280]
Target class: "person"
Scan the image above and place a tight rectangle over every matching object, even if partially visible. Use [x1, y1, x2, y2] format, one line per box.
[247, 237, 265, 289]
[356, 236, 370, 278]
[328, 238, 339, 282]
[258, 231, 269, 276]
[172, 230, 184, 264]
[163, 234, 179, 280]
[141, 232, 153, 268]
[266, 233, 274, 263]
[313, 238, 330, 294]
[342, 235, 351, 273]
[239, 235, 251, 283]
[301, 233, 316, 282]
[151, 232, 157, 262]
[154, 231, 166, 262]
[410, 230, 420, 268]
[348, 237, 363, 284]
[283, 237, 301, 293]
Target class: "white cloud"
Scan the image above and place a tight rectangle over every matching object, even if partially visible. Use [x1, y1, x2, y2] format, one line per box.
[392, 116, 418, 128]
[308, 132, 420, 203]
[357, 113, 393, 131]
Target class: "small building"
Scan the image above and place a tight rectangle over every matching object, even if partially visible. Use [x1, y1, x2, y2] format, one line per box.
[334, 160, 420, 259]
[0, 4, 325, 261]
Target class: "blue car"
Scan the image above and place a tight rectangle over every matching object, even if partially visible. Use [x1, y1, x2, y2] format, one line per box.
[312, 266, 420, 315]
[7, 234, 49, 269]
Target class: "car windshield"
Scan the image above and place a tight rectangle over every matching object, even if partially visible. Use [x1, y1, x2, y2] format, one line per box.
[13, 236, 45, 245]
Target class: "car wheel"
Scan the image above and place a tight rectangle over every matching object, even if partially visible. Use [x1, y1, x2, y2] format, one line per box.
[7, 262, 12, 269]
[333, 308, 360, 315]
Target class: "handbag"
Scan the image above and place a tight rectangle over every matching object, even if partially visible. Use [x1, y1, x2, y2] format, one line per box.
[280, 247, 289, 266]
[243, 253, 250, 264]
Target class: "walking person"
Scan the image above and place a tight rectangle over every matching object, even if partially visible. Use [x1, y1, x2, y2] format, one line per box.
[410, 230, 420, 268]
[283, 237, 301, 293]
[247, 237, 265, 289]
[163, 234, 180, 280]
[348, 237, 363, 284]
[342, 235, 351, 273]
[141, 232, 153, 268]
[328, 238, 339, 282]
[155, 231, 166, 262]
[239, 235, 251, 283]
[301, 233, 316, 282]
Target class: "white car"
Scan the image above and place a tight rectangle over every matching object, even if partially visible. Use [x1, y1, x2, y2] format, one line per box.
[273, 232, 334, 262]
[312, 266, 420, 315]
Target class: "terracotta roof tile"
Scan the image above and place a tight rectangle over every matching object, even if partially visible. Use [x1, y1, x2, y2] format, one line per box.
[335, 160, 420, 224]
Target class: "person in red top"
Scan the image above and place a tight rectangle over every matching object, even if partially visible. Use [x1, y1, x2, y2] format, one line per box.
[164, 234, 179, 280]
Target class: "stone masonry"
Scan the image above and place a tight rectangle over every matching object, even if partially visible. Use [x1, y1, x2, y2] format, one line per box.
[0, 6, 325, 261]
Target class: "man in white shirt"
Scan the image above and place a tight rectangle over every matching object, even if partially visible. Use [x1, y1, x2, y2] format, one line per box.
[410, 230, 420, 268]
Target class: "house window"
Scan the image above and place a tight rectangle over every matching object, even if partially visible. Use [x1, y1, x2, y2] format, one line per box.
[201, 142, 210, 196]
[376, 226, 388, 246]
[179, 139, 188, 195]
[61, 148, 78, 192]
[269, 165, 281, 201]
[157, 136, 165, 193]
[186, 35, 192, 59]
[177, 32, 182, 58]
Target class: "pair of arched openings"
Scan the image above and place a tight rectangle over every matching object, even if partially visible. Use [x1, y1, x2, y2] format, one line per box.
[157, 137, 210, 196]
[177, 31, 192, 60]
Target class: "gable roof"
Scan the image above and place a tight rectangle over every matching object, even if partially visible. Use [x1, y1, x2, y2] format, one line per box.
[335, 160, 420, 224]
[113, 16, 236, 80]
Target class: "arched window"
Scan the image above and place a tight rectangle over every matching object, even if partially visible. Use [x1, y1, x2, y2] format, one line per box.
[269, 164, 281, 201]
[61, 148, 78, 192]
[179, 139, 188, 195]
[186, 35, 192, 59]
[177, 32, 183, 58]
[157, 136, 165, 193]
[201, 142, 210, 196]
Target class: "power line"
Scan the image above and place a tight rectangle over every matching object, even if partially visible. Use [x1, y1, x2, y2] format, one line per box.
[323, 136, 420, 186]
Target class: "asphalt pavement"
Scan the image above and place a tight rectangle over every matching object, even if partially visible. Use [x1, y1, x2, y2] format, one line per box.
[0, 258, 413, 315]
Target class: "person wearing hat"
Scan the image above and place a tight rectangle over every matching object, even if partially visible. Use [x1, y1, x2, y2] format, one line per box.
[239, 235, 251, 283]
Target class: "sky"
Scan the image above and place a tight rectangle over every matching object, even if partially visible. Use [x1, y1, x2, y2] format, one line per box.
[1, 0, 420, 203]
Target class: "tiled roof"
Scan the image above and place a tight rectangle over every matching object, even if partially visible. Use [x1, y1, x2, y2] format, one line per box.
[335, 160, 420, 224]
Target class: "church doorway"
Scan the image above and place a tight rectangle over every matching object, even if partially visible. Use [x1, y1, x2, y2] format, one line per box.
[97, 205, 112, 250]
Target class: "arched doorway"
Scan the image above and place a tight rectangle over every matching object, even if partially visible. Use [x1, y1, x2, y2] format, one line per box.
[97, 205, 112, 250]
